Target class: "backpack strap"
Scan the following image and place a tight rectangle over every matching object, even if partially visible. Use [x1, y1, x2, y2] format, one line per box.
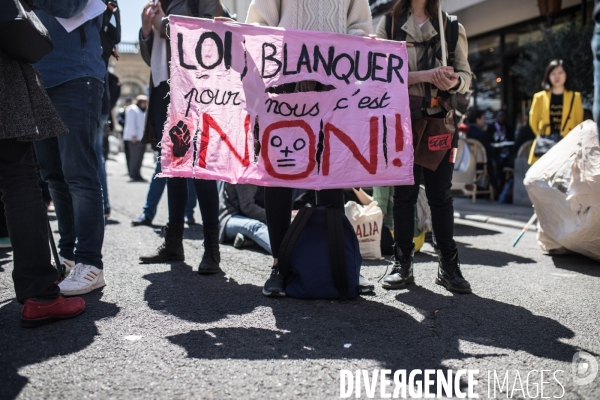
[561, 92, 576, 133]
[277, 206, 315, 282]
[444, 14, 459, 67]
[325, 208, 349, 300]
[385, 14, 408, 42]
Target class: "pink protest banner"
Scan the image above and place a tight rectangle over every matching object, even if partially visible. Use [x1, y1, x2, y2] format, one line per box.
[161, 15, 414, 190]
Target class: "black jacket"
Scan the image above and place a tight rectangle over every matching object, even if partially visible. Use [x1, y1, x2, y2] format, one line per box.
[0, 51, 67, 142]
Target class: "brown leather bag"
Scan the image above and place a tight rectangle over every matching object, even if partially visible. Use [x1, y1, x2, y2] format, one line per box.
[409, 96, 455, 171]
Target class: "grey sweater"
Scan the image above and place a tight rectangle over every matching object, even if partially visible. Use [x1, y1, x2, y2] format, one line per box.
[218, 183, 267, 243]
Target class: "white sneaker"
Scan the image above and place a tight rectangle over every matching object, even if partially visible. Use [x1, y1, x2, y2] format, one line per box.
[59, 256, 76, 276]
[59, 264, 106, 296]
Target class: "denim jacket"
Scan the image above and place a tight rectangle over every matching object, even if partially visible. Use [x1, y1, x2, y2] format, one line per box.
[33, 0, 105, 88]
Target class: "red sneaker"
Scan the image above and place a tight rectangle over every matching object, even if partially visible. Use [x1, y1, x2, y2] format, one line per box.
[21, 296, 86, 328]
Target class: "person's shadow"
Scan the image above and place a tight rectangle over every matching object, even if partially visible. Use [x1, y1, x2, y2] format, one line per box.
[0, 292, 120, 400]
[144, 264, 586, 389]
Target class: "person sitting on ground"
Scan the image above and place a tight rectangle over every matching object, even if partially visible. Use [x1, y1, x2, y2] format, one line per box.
[0, 49, 85, 327]
[219, 183, 271, 254]
[123, 95, 148, 182]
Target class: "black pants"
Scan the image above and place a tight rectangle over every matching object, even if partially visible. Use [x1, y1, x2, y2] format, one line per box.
[394, 150, 456, 259]
[150, 81, 220, 230]
[0, 199, 7, 237]
[266, 188, 344, 257]
[123, 139, 131, 177]
[0, 140, 60, 303]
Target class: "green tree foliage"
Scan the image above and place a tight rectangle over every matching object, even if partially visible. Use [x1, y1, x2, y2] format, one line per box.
[513, 22, 594, 104]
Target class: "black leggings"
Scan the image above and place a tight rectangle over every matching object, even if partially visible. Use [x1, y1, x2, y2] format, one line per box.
[167, 177, 219, 229]
[151, 81, 220, 230]
[0, 140, 60, 302]
[265, 188, 344, 257]
[393, 150, 456, 259]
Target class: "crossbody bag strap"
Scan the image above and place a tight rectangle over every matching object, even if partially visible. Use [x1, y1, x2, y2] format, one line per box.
[561, 93, 575, 133]
[325, 208, 349, 300]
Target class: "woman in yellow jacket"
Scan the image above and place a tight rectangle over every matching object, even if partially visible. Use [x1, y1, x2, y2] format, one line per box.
[528, 59, 584, 164]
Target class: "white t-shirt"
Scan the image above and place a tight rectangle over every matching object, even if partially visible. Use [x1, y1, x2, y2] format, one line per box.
[149, 0, 168, 86]
[123, 105, 146, 141]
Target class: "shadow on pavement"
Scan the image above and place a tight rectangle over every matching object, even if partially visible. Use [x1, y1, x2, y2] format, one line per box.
[0, 292, 120, 400]
[0, 249, 11, 272]
[551, 253, 600, 277]
[456, 241, 535, 267]
[144, 263, 584, 393]
[453, 224, 502, 237]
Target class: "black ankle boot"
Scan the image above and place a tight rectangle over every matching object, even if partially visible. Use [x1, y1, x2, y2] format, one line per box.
[139, 223, 185, 264]
[198, 227, 221, 274]
[382, 245, 414, 290]
[435, 250, 472, 294]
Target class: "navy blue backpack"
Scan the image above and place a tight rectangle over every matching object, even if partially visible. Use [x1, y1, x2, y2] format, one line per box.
[278, 206, 362, 300]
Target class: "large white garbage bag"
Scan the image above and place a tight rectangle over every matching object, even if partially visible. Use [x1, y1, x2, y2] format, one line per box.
[524, 121, 600, 261]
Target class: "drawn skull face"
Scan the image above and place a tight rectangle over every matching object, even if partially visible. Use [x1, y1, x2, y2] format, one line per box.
[262, 121, 317, 180]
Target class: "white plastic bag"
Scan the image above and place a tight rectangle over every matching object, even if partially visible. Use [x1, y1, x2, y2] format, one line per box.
[524, 121, 600, 260]
[345, 201, 384, 260]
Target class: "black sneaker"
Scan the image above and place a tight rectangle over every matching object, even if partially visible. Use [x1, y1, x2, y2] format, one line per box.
[435, 250, 472, 294]
[262, 266, 285, 297]
[233, 233, 256, 249]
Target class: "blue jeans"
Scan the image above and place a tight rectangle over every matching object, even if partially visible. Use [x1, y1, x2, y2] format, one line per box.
[96, 113, 110, 212]
[593, 21, 600, 141]
[225, 215, 271, 254]
[34, 77, 104, 269]
[141, 153, 167, 221]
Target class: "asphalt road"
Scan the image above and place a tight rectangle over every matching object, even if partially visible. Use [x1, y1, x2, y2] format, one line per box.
[0, 153, 599, 399]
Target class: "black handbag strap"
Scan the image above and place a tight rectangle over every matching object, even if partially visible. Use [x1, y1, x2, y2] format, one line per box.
[48, 220, 65, 279]
[561, 93, 575, 133]
[277, 206, 315, 281]
[325, 208, 349, 300]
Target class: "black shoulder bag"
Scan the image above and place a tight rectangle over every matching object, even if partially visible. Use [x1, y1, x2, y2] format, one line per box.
[0, 0, 53, 63]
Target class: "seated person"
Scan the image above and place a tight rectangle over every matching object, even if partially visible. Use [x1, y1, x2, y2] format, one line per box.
[219, 183, 271, 254]
[466, 108, 492, 154]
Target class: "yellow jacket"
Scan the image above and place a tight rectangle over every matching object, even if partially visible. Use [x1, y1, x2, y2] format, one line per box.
[528, 90, 583, 164]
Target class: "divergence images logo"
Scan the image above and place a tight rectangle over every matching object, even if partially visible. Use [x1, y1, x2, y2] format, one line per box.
[572, 351, 598, 386]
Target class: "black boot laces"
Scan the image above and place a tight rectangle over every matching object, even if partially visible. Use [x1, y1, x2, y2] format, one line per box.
[378, 255, 410, 282]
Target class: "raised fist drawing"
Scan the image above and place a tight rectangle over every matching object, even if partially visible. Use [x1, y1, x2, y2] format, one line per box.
[169, 120, 191, 158]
